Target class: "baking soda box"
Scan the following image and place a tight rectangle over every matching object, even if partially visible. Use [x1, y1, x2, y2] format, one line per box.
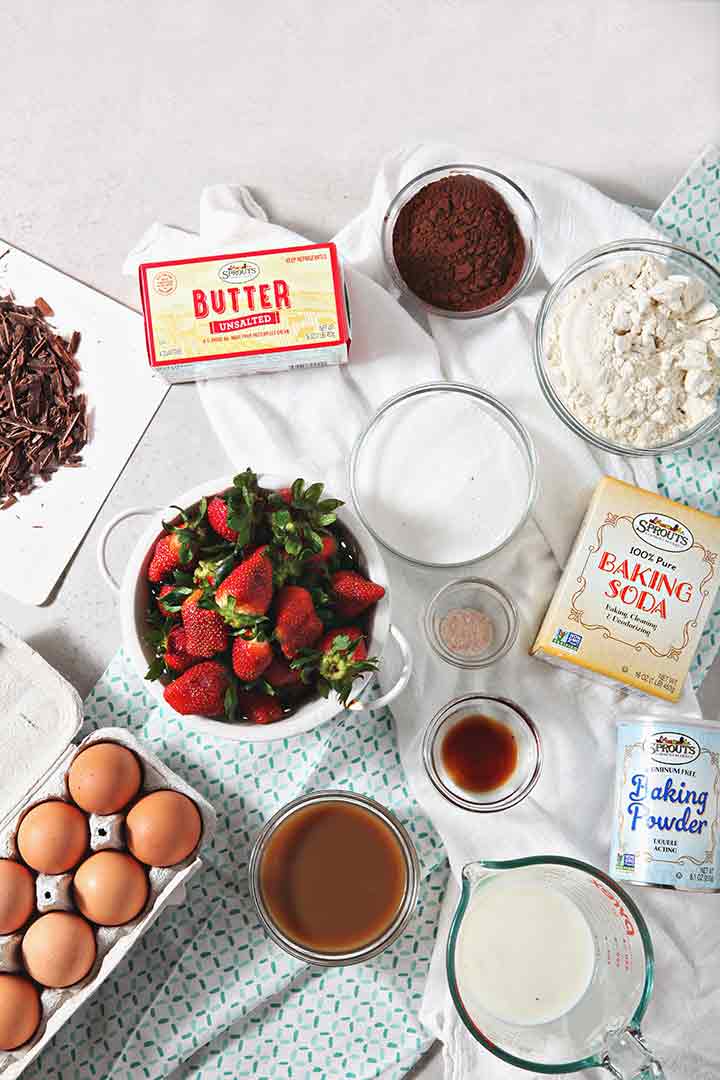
[532, 477, 720, 702]
[139, 243, 350, 382]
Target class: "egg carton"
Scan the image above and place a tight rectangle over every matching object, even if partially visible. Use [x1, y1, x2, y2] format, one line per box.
[0, 623, 216, 1078]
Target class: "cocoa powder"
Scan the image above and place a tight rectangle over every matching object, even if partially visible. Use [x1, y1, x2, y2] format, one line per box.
[391, 174, 526, 312]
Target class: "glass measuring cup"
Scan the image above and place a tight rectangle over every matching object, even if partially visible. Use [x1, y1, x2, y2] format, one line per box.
[446, 857, 664, 1079]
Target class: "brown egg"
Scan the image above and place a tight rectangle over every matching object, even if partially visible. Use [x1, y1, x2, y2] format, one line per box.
[16, 801, 88, 875]
[0, 974, 41, 1050]
[67, 742, 142, 815]
[73, 851, 148, 926]
[21, 911, 96, 988]
[126, 790, 202, 867]
[0, 860, 35, 934]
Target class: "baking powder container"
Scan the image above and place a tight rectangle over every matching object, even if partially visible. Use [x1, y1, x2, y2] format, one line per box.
[611, 718, 720, 891]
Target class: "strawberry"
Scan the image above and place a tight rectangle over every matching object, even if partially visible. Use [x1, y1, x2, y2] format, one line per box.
[277, 488, 292, 504]
[165, 626, 195, 673]
[157, 584, 176, 618]
[147, 502, 206, 583]
[207, 495, 238, 543]
[194, 552, 236, 590]
[292, 625, 377, 705]
[164, 661, 230, 717]
[231, 632, 273, 682]
[331, 570, 385, 617]
[274, 585, 323, 659]
[215, 546, 273, 624]
[318, 626, 368, 662]
[147, 531, 197, 584]
[181, 590, 229, 657]
[238, 691, 283, 725]
[265, 655, 303, 689]
[308, 533, 337, 567]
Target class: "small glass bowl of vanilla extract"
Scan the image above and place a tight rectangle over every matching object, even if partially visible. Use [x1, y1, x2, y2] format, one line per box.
[422, 695, 542, 813]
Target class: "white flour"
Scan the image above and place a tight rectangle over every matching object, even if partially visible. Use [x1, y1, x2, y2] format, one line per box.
[353, 391, 532, 564]
[547, 256, 720, 448]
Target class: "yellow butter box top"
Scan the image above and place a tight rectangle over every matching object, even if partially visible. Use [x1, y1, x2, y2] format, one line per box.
[139, 243, 349, 372]
[532, 476, 720, 702]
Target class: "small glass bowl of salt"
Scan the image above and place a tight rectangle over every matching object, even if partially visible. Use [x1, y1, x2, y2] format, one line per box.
[424, 578, 519, 669]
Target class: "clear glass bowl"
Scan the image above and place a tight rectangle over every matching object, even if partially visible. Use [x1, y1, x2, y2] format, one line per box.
[424, 578, 519, 669]
[422, 695, 542, 813]
[248, 790, 419, 966]
[381, 164, 540, 318]
[348, 382, 538, 568]
[534, 238, 720, 457]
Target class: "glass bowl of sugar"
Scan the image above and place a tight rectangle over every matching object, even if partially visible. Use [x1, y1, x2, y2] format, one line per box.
[349, 383, 537, 567]
[424, 578, 519, 669]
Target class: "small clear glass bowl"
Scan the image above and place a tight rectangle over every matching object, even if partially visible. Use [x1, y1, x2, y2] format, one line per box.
[423, 695, 542, 813]
[424, 578, 519, 669]
[248, 790, 419, 966]
[534, 238, 720, 457]
[381, 163, 540, 318]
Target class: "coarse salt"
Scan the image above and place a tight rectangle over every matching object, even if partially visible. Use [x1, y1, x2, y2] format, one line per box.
[439, 609, 495, 656]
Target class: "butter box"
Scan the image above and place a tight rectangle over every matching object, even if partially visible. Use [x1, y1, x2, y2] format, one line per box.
[531, 476, 720, 702]
[139, 243, 350, 383]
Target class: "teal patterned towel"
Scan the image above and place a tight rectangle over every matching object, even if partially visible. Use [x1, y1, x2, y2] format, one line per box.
[28, 650, 448, 1080]
[653, 144, 720, 687]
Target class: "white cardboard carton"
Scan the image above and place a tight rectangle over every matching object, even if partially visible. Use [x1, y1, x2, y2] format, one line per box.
[0, 622, 216, 1077]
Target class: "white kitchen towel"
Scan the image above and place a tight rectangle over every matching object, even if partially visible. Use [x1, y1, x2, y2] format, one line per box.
[125, 146, 718, 1080]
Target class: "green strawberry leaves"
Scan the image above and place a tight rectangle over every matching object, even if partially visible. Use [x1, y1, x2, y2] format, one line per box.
[217, 594, 270, 633]
[267, 478, 342, 584]
[145, 655, 167, 682]
[225, 468, 262, 549]
[154, 585, 193, 613]
[224, 680, 238, 723]
[291, 634, 379, 705]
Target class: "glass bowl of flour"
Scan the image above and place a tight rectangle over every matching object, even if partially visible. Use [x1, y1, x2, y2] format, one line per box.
[349, 383, 537, 567]
[534, 238, 720, 456]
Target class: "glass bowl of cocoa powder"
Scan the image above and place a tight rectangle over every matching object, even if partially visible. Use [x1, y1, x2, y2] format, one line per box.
[382, 164, 539, 318]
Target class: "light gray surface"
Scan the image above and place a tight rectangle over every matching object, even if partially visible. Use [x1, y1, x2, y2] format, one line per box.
[0, 3, 717, 1078]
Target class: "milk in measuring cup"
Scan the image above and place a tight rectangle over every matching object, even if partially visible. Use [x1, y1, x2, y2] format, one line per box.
[455, 875, 596, 1026]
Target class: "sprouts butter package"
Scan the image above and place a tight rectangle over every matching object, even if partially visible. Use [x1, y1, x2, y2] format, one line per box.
[138, 242, 350, 383]
[531, 476, 720, 702]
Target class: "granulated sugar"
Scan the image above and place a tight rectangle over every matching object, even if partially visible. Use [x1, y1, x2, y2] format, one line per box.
[353, 390, 532, 564]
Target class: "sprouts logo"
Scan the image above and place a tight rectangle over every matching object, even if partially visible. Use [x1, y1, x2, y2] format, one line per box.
[218, 260, 259, 285]
[644, 730, 701, 765]
[631, 512, 694, 553]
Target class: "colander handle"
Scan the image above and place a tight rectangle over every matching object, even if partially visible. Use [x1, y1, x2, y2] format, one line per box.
[347, 625, 413, 712]
[97, 506, 161, 592]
